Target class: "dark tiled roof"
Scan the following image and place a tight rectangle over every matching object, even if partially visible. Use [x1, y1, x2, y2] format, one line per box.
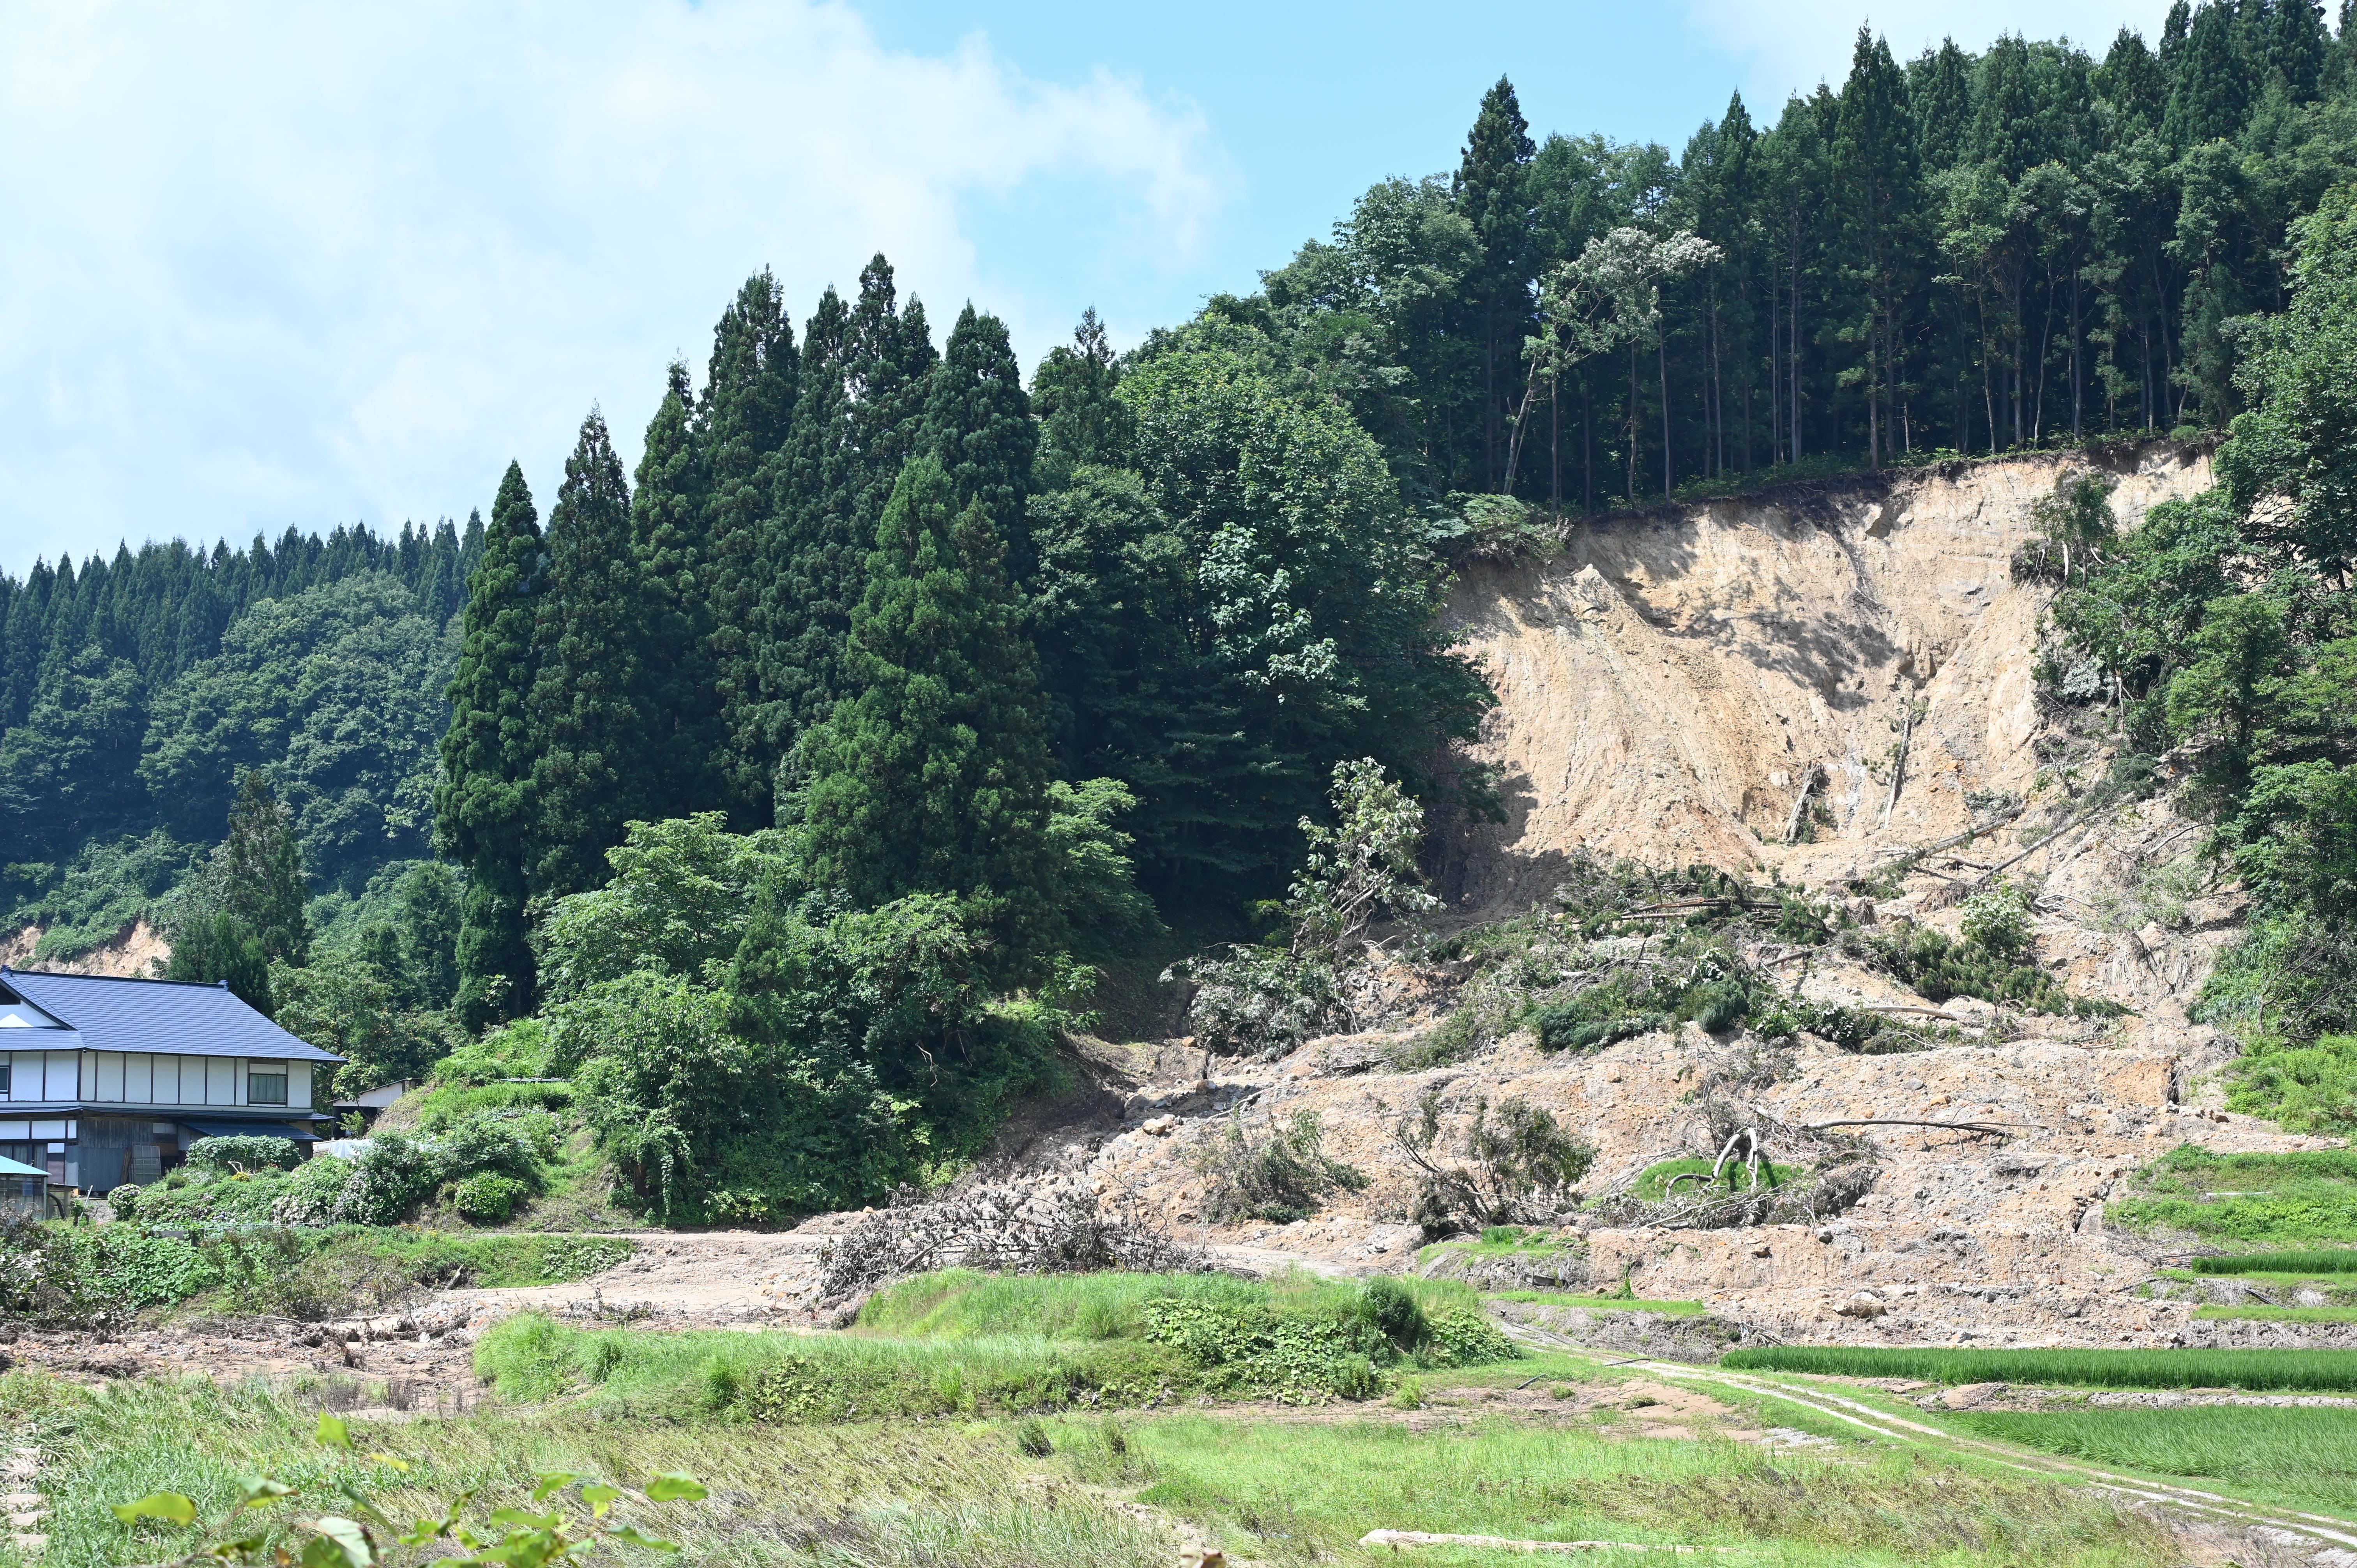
[0, 970, 343, 1062]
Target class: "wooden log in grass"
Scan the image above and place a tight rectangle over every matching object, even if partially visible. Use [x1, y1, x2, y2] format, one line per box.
[1360, 1531, 1740, 1554]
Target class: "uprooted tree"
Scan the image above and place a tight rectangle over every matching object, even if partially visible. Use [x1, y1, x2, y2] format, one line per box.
[1597, 1101, 1883, 1231]
[1194, 1108, 1371, 1224]
[1396, 1091, 1597, 1238]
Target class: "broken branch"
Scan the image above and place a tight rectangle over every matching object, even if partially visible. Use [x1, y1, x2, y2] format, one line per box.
[1801, 1118, 2023, 1137]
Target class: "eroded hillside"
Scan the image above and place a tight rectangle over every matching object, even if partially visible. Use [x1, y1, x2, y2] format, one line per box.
[1440, 444, 2213, 906]
[441, 447, 2320, 1356]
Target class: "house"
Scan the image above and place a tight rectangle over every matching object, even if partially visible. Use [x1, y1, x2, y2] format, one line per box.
[332, 1078, 417, 1130]
[0, 967, 346, 1192]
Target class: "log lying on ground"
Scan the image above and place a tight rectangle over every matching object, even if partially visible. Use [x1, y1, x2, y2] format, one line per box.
[1360, 1530, 1740, 1554]
[1801, 1117, 2025, 1138]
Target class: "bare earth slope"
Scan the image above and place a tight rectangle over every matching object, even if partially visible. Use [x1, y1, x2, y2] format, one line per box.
[1441, 443, 2212, 905]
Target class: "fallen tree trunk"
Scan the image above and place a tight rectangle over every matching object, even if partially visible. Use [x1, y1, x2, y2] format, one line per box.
[1801, 1117, 2023, 1138]
[1782, 764, 1825, 846]
[1969, 809, 2101, 888]
[1360, 1530, 1740, 1555]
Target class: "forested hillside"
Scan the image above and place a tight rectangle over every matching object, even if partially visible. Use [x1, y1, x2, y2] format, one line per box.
[0, 524, 476, 957]
[4, 6, 2356, 1220]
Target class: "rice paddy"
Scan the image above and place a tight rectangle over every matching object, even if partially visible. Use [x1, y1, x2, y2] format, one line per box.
[1719, 1346, 2357, 1390]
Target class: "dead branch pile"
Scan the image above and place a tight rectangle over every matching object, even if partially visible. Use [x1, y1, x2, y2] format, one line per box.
[814, 1166, 1209, 1306]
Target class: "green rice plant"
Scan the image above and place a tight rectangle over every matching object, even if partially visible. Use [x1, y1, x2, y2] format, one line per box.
[2190, 1248, 2357, 1274]
[1721, 1345, 2357, 1390]
[1947, 1405, 2357, 1514]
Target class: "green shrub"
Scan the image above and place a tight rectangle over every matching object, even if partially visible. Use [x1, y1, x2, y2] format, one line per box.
[1958, 881, 2033, 960]
[1856, 920, 2085, 1013]
[1419, 1306, 1518, 1367]
[451, 1171, 531, 1225]
[184, 1135, 306, 1173]
[267, 1153, 358, 1225]
[1354, 1275, 1429, 1350]
[1015, 1416, 1055, 1456]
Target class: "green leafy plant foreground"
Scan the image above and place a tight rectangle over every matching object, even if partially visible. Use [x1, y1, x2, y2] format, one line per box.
[111, 1411, 705, 1568]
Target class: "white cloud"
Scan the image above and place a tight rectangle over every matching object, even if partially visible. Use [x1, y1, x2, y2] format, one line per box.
[1685, 0, 2180, 107]
[0, 0, 1218, 570]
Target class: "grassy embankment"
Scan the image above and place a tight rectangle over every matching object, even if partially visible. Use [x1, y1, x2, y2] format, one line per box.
[2108, 1145, 2357, 1247]
[2101, 1146, 2357, 1321]
[474, 1269, 1520, 1416]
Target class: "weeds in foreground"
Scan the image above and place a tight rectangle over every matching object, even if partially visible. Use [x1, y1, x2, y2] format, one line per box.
[9, 1374, 1172, 1568]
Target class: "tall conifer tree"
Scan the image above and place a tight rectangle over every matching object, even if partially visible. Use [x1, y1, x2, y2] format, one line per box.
[924, 303, 1039, 574]
[1030, 309, 1132, 487]
[634, 362, 718, 820]
[756, 286, 860, 807]
[1915, 39, 1976, 170]
[217, 768, 309, 964]
[2168, 2, 2253, 145]
[851, 256, 939, 521]
[1836, 28, 1919, 468]
[2097, 28, 2170, 137]
[700, 275, 800, 825]
[436, 461, 543, 1028]
[1453, 78, 1538, 490]
[759, 259, 939, 809]
[528, 409, 652, 899]
[794, 455, 1060, 971]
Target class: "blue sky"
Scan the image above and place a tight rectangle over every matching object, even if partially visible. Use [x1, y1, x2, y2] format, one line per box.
[0, 0, 2173, 575]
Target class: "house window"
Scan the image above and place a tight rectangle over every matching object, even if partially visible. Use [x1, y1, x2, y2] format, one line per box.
[248, 1066, 288, 1105]
[0, 1064, 10, 1095]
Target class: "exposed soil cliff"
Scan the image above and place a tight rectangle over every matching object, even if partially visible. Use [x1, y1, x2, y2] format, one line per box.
[1439, 443, 2213, 908]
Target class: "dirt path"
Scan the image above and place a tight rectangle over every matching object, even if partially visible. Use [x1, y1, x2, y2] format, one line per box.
[447, 1229, 833, 1323]
[1504, 1319, 2357, 1562]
